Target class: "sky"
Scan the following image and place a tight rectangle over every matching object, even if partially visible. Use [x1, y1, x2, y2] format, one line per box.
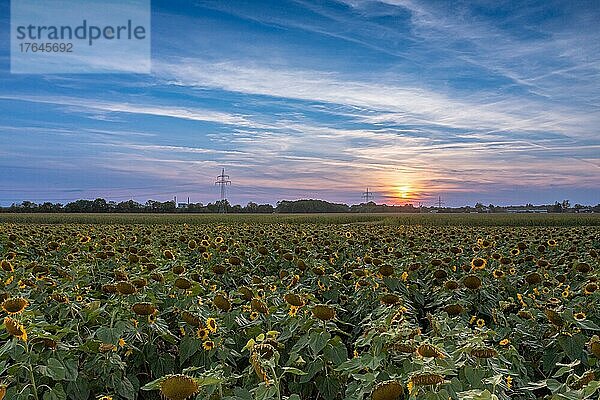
[0, 0, 599, 207]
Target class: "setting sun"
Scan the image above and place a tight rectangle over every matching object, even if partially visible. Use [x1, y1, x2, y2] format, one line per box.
[397, 186, 412, 199]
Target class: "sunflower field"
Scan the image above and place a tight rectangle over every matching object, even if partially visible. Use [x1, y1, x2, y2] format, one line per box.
[0, 219, 599, 400]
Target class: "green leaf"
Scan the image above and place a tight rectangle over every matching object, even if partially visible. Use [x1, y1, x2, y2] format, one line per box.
[66, 378, 90, 400]
[46, 358, 66, 381]
[309, 330, 331, 355]
[324, 336, 348, 366]
[179, 336, 201, 364]
[43, 383, 67, 400]
[62, 358, 79, 382]
[281, 367, 307, 376]
[116, 377, 136, 400]
[558, 334, 587, 361]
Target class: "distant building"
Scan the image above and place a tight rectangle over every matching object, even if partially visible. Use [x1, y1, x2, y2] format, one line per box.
[177, 203, 188, 209]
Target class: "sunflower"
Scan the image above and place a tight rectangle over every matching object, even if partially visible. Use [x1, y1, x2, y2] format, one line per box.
[492, 269, 504, 279]
[148, 314, 157, 324]
[463, 275, 482, 290]
[159, 374, 199, 400]
[197, 328, 209, 340]
[213, 294, 231, 311]
[132, 302, 156, 316]
[471, 258, 487, 270]
[4, 317, 27, 341]
[471, 347, 497, 358]
[312, 304, 336, 321]
[584, 282, 598, 295]
[163, 249, 175, 260]
[371, 380, 404, 400]
[574, 312, 586, 321]
[203, 340, 215, 351]
[0, 260, 13, 272]
[249, 311, 259, 320]
[1, 297, 29, 314]
[417, 343, 445, 358]
[476, 318, 485, 328]
[410, 373, 444, 386]
[499, 339, 510, 346]
[206, 317, 217, 333]
[288, 306, 299, 317]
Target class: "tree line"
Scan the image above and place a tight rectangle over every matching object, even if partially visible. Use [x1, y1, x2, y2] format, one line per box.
[1, 198, 598, 214]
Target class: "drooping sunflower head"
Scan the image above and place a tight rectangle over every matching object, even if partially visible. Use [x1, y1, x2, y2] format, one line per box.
[115, 281, 136, 295]
[410, 373, 444, 386]
[159, 374, 199, 400]
[463, 275, 482, 290]
[312, 304, 336, 321]
[213, 294, 232, 312]
[444, 304, 464, 316]
[283, 293, 305, 307]
[132, 302, 157, 316]
[371, 380, 404, 400]
[0, 260, 13, 272]
[470, 347, 498, 359]
[416, 343, 444, 359]
[251, 298, 269, 314]
[1, 297, 29, 314]
[162, 249, 175, 260]
[4, 316, 27, 341]
[380, 294, 401, 305]
[525, 272, 542, 285]
[174, 278, 192, 290]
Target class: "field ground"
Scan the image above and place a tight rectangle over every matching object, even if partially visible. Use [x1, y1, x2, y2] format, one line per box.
[0, 212, 599, 226]
[0, 213, 599, 399]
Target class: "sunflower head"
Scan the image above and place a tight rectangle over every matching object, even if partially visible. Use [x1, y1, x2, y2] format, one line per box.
[545, 309, 564, 326]
[525, 272, 542, 285]
[416, 343, 444, 359]
[312, 304, 336, 321]
[471, 258, 486, 270]
[0, 260, 13, 272]
[174, 278, 192, 290]
[380, 294, 401, 305]
[470, 347, 498, 358]
[588, 336, 600, 358]
[410, 373, 444, 386]
[463, 275, 482, 290]
[584, 282, 598, 295]
[371, 380, 404, 400]
[4, 317, 27, 341]
[574, 312, 586, 321]
[444, 304, 463, 316]
[159, 374, 199, 400]
[132, 302, 157, 316]
[284, 293, 305, 307]
[203, 340, 215, 351]
[251, 299, 269, 314]
[213, 294, 231, 312]
[206, 317, 217, 333]
[115, 281, 136, 295]
[1, 297, 29, 314]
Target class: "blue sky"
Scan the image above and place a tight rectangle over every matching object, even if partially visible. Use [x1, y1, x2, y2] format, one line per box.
[0, 0, 599, 206]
